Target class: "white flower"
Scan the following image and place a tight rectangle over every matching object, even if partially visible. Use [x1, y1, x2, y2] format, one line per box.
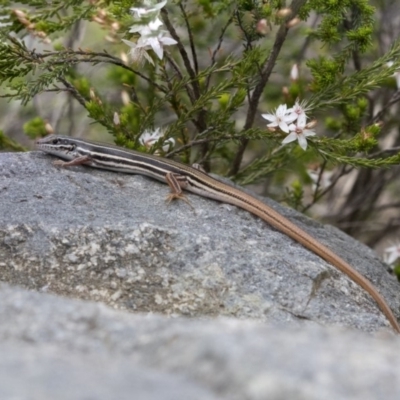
[122, 38, 152, 64]
[282, 113, 316, 150]
[130, 0, 167, 18]
[123, 29, 176, 63]
[287, 99, 311, 120]
[261, 104, 297, 133]
[383, 243, 400, 265]
[145, 30, 177, 59]
[124, 1, 176, 64]
[129, 17, 163, 34]
[140, 28, 176, 59]
[139, 128, 175, 152]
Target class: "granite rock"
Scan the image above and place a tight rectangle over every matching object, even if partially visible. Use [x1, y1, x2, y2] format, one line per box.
[0, 151, 399, 332]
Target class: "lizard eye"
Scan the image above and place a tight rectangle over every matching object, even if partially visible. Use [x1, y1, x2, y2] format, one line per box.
[51, 138, 60, 145]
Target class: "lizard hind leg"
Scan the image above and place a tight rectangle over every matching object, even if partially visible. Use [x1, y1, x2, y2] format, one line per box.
[165, 172, 194, 210]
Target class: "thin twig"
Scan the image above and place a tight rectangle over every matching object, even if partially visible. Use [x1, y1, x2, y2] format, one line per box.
[310, 160, 328, 204]
[161, 7, 209, 163]
[159, 61, 189, 151]
[343, 16, 362, 71]
[371, 89, 400, 123]
[372, 202, 400, 212]
[369, 146, 400, 158]
[296, 14, 319, 64]
[124, 83, 146, 114]
[301, 165, 352, 213]
[163, 52, 196, 104]
[166, 134, 242, 158]
[206, 16, 234, 89]
[234, 9, 254, 52]
[179, 1, 198, 74]
[161, 8, 200, 98]
[229, 0, 308, 176]
[57, 76, 87, 108]
[66, 92, 75, 136]
[39, 50, 167, 93]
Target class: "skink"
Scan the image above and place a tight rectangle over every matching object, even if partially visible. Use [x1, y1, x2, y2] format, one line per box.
[36, 134, 400, 333]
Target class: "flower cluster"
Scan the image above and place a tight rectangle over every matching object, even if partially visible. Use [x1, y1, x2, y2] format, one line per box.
[122, 0, 177, 65]
[261, 100, 316, 150]
[139, 127, 175, 153]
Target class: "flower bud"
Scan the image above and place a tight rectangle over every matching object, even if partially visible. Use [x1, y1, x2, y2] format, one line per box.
[111, 22, 120, 32]
[113, 112, 120, 126]
[98, 9, 107, 19]
[290, 64, 299, 81]
[105, 35, 118, 43]
[36, 31, 47, 38]
[256, 19, 269, 35]
[282, 86, 289, 96]
[276, 8, 292, 18]
[286, 17, 300, 28]
[306, 119, 317, 129]
[120, 52, 129, 65]
[45, 122, 54, 134]
[92, 16, 105, 24]
[121, 90, 130, 106]
[13, 9, 26, 19]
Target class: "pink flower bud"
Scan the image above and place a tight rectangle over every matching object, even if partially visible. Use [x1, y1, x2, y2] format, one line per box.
[290, 64, 299, 81]
[256, 19, 269, 35]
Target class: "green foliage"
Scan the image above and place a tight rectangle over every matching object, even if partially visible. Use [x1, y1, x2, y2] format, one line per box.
[303, 0, 375, 88]
[307, 43, 400, 110]
[195, 0, 234, 17]
[284, 179, 305, 211]
[0, 130, 26, 151]
[23, 117, 47, 139]
[308, 57, 341, 90]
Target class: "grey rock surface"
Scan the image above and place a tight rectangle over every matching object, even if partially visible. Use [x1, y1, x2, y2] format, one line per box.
[2, 151, 400, 399]
[0, 342, 218, 400]
[1, 151, 400, 332]
[0, 283, 399, 400]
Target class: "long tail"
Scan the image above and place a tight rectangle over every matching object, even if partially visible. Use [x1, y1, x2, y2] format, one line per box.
[200, 182, 400, 333]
